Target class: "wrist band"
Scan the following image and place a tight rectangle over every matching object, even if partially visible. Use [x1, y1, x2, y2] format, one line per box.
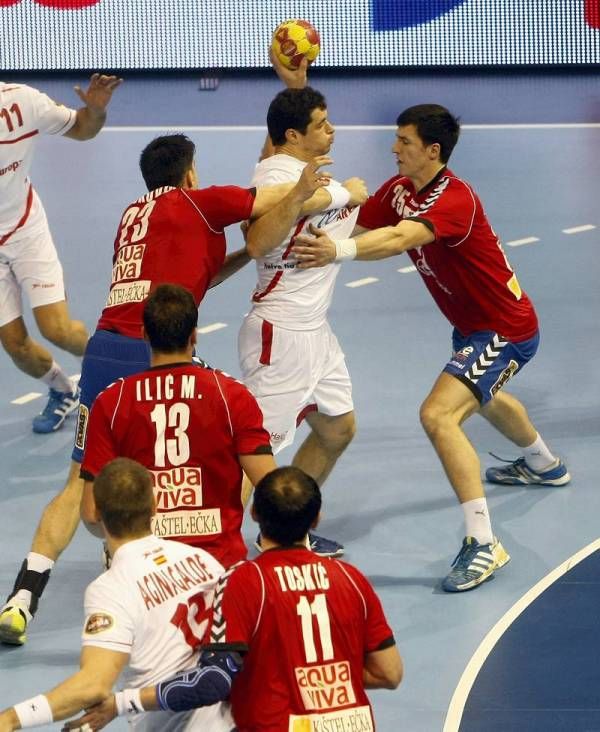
[13, 695, 53, 728]
[115, 688, 144, 717]
[334, 238, 357, 261]
[327, 184, 351, 210]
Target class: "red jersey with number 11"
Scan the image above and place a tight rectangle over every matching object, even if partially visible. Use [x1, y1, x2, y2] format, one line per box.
[96, 185, 255, 338]
[81, 362, 271, 568]
[358, 169, 538, 341]
[211, 547, 395, 731]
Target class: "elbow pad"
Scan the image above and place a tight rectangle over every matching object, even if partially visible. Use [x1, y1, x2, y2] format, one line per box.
[157, 648, 244, 712]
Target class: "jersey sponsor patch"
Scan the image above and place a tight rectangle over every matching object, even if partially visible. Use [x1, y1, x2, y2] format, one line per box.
[295, 660, 356, 711]
[74, 403, 89, 451]
[105, 279, 150, 308]
[490, 359, 519, 396]
[152, 508, 222, 541]
[84, 612, 114, 635]
[288, 705, 373, 732]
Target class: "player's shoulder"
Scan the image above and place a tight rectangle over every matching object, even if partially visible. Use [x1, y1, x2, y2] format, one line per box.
[442, 168, 477, 196]
[330, 557, 373, 589]
[374, 174, 408, 198]
[253, 153, 301, 182]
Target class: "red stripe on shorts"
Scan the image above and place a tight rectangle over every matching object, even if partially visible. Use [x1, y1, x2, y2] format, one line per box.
[0, 183, 33, 246]
[259, 320, 274, 365]
[296, 403, 318, 427]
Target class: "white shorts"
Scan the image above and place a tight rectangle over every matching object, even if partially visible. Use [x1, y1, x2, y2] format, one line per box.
[0, 202, 66, 327]
[238, 312, 354, 453]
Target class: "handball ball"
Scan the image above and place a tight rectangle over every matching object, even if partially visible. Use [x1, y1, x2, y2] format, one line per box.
[272, 19, 320, 69]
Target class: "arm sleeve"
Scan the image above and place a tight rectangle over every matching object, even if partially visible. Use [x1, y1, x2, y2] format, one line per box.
[187, 186, 255, 230]
[80, 385, 121, 480]
[357, 179, 402, 230]
[81, 580, 135, 653]
[415, 179, 477, 246]
[220, 375, 272, 455]
[27, 85, 76, 136]
[339, 562, 395, 653]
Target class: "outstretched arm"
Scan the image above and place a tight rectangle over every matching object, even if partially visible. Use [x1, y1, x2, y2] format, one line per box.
[64, 73, 123, 141]
[293, 218, 435, 268]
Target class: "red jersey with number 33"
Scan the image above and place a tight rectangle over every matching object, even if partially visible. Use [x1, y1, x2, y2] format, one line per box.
[358, 169, 538, 341]
[211, 547, 395, 731]
[81, 363, 271, 568]
[96, 185, 255, 338]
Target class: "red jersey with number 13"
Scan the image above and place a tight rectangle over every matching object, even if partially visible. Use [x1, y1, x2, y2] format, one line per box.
[212, 547, 395, 731]
[81, 363, 271, 568]
[358, 170, 538, 341]
[96, 185, 255, 338]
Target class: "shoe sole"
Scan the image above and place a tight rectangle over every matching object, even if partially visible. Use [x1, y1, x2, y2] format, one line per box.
[0, 613, 27, 646]
[487, 472, 571, 487]
[312, 548, 345, 558]
[443, 542, 511, 592]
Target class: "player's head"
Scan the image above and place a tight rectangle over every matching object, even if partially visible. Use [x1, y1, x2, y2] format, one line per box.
[140, 134, 197, 191]
[143, 284, 198, 354]
[252, 466, 322, 546]
[93, 458, 155, 539]
[267, 87, 334, 158]
[394, 104, 460, 165]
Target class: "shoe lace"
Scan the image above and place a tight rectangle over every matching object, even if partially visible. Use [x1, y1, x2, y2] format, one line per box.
[488, 451, 520, 464]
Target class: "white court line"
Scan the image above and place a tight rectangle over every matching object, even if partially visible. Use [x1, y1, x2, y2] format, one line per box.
[197, 322, 228, 334]
[11, 392, 43, 405]
[506, 236, 539, 247]
[562, 224, 596, 234]
[443, 537, 600, 732]
[398, 265, 417, 273]
[103, 123, 600, 133]
[345, 277, 379, 288]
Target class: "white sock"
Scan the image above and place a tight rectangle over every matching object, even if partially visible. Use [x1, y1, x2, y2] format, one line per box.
[522, 433, 556, 472]
[40, 361, 73, 394]
[462, 498, 494, 545]
[27, 552, 55, 573]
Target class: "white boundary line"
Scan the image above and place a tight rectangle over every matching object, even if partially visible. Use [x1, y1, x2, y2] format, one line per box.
[103, 123, 600, 133]
[562, 224, 596, 234]
[345, 276, 379, 288]
[443, 537, 600, 732]
[506, 236, 539, 247]
[197, 322, 228, 334]
[11, 392, 42, 405]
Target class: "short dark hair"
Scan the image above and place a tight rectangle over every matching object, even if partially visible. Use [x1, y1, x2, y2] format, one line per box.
[253, 467, 322, 546]
[94, 458, 154, 538]
[396, 104, 460, 163]
[143, 284, 198, 353]
[139, 134, 195, 191]
[267, 87, 327, 146]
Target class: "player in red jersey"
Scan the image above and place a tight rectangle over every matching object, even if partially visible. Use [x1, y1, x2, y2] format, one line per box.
[65, 466, 402, 732]
[293, 104, 570, 592]
[80, 284, 276, 569]
[0, 133, 331, 645]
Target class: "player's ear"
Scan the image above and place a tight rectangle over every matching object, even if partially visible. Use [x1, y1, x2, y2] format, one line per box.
[311, 511, 321, 530]
[150, 494, 157, 517]
[250, 503, 258, 522]
[141, 325, 149, 342]
[190, 328, 197, 350]
[285, 128, 299, 146]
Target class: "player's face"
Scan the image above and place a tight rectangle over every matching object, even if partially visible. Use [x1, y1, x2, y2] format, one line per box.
[300, 107, 335, 156]
[393, 125, 440, 181]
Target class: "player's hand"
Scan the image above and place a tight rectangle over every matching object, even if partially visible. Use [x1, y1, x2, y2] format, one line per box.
[343, 177, 369, 207]
[293, 223, 336, 268]
[61, 695, 117, 731]
[269, 46, 308, 89]
[295, 156, 333, 200]
[74, 73, 123, 114]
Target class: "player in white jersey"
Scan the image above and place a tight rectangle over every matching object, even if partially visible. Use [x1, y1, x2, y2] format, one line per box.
[0, 457, 233, 732]
[0, 74, 121, 433]
[239, 81, 367, 557]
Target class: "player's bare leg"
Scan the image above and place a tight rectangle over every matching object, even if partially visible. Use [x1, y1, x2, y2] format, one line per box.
[293, 410, 356, 486]
[419, 373, 510, 591]
[0, 461, 84, 645]
[0, 316, 54, 378]
[33, 300, 88, 357]
[481, 391, 570, 485]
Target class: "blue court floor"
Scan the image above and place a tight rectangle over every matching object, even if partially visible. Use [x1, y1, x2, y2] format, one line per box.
[0, 71, 599, 731]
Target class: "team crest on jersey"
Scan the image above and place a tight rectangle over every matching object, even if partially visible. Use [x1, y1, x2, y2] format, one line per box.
[490, 359, 519, 396]
[74, 404, 89, 451]
[84, 612, 114, 635]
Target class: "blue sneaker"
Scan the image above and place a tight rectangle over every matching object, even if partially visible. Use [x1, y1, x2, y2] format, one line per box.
[442, 536, 510, 592]
[254, 532, 345, 558]
[486, 457, 570, 486]
[32, 386, 80, 434]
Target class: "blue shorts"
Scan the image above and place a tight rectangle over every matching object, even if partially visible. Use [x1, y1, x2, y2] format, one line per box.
[72, 330, 151, 463]
[443, 328, 540, 406]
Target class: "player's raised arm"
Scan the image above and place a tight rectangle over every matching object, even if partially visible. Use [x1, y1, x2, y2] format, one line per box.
[246, 155, 332, 258]
[65, 73, 123, 141]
